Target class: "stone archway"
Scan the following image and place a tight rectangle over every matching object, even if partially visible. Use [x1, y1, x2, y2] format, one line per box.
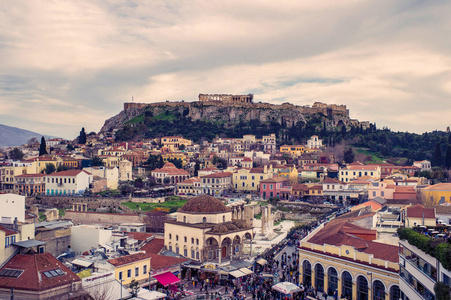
[221, 237, 232, 259]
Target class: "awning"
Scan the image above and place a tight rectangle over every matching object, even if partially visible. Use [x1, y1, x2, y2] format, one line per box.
[256, 258, 267, 265]
[72, 259, 93, 268]
[153, 272, 180, 286]
[229, 270, 246, 278]
[239, 268, 253, 275]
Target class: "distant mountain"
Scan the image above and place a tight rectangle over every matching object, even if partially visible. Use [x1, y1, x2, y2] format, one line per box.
[0, 124, 53, 147]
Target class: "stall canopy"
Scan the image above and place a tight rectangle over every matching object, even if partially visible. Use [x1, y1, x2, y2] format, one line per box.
[229, 270, 246, 278]
[272, 282, 301, 294]
[71, 259, 93, 268]
[153, 272, 180, 286]
[256, 258, 268, 265]
[239, 268, 253, 275]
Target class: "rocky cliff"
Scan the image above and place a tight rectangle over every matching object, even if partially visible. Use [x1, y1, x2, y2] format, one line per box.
[100, 100, 361, 133]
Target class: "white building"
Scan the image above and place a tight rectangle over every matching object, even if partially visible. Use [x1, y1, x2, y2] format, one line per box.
[306, 135, 323, 149]
[413, 160, 432, 171]
[83, 166, 119, 190]
[45, 170, 93, 196]
[70, 225, 113, 254]
[0, 194, 25, 223]
[119, 160, 133, 182]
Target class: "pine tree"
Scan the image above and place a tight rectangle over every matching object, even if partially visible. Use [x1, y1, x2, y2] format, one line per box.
[78, 127, 87, 144]
[433, 142, 443, 167]
[39, 137, 48, 156]
[445, 145, 451, 169]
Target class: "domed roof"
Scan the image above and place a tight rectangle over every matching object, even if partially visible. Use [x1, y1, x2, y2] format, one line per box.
[178, 195, 231, 214]
[163, 162, 176, 168]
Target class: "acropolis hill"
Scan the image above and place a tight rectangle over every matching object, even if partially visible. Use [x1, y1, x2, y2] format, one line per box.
[100, 94, 369, 133]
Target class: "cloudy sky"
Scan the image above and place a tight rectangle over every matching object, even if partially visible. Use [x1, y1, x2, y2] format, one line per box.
[1, 0, 451, 139]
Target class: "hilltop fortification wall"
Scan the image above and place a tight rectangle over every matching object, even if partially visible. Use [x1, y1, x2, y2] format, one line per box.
[102, 100, 357, 133]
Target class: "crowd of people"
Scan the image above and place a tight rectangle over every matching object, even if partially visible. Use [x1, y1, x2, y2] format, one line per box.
[162, 217, 334, 299]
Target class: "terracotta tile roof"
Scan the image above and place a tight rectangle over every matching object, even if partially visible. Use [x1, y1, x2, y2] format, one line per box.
[201, 172, 233, 178]
[307, 219, 398, 263]
[362, 242, 399, 263]
[107, 252, 152, 267]
[178, 177, 201, 184]
[322, 177, 344, 184]
[149, 254, 188, 270]
[343, 165, 379, 171]
[406, 205, 435, 219]
[126, 232, 154, 242]
[260, 177, 289, 183]
[45, 170, 91, 177]
[422, 183, 451, 191]
[0, 253, 80, 291]
[140, 238, 165, 254]
[0, 225, 17, 236]
[14, 173, 45, 178]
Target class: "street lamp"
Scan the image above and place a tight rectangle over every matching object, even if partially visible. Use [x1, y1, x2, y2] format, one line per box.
[120, 279, 124, 300]
[367, 272, 372, 300]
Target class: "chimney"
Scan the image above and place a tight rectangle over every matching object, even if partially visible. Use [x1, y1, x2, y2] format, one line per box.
[13, 217, 18, 231]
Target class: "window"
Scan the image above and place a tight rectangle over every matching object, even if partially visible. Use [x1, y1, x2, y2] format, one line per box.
[263, 184, 266, 189]
[184, 236, 187, 242]
[176, 235, 178, 241]
[184, 248, 188, 257]
[5, 237, 9, 247]
[169, 234, 172, 239]
[127, 269, 131, 278]
[270, 184, 273, 190]
[143, 265, 147, 275]
[119, 271, 123, 280]
[191, 238, 194, 244]
[135, 267, 139, 277]
[196, 239, 199, 245]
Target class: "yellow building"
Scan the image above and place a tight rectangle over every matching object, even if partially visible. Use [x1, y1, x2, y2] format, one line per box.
[161, 136, 193, 151]
[419, 183, 451, 205]
[99, 155, 123, 168]
[161, 152, 188, 166]
[232, 165, 274, 192]
[107, 252, 152, 286]
[274, 164, 298, 184]
[298, 216, 400, 300]
[280, 145, 305, 157]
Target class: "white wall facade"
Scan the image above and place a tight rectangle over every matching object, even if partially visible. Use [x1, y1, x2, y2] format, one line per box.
[0, 194, 25, 222]
[71, 225, 112, 254]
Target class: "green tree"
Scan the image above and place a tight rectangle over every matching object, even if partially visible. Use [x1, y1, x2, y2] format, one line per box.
[163, 177, 171, 184]
[445, 145, 451, 169]
[194, 161, 200, 177]
[78, 127, 87, 144]
[433, 142, 443, 167]
[212, 155, 227, 169]
[178, 144, 186, 151]
[57, 164, 68, 172]
[168, 158, 183, 169]
[9, 147, 24, 160]
[129, 279, 140, 297]
[39, 136, 48, 156]
[91, 156, 105, 167]
[145, 155, 164, 170]
[434, 282, 451, 300]
[66, 144, 75, 151]
[343, 147, 355, 163]
[44, 163, 56, 174]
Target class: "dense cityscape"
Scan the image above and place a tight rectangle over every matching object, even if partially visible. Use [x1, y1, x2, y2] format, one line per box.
[2, 1, 451, 300]
[0, 94, 450, 300]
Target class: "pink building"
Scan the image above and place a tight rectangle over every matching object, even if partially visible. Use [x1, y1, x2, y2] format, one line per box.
[259, 177, 289, 199]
